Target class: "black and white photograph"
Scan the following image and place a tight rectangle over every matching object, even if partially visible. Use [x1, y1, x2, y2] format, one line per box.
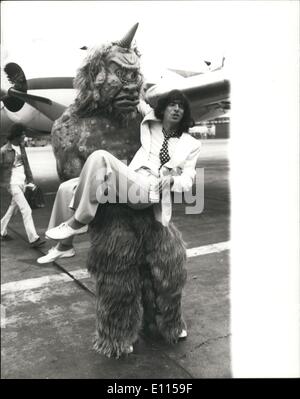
[1, 1, 299, 381]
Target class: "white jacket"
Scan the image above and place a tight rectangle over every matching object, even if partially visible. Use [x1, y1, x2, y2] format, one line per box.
[130, 102, 201, 193]
[129, 102, 202, 225]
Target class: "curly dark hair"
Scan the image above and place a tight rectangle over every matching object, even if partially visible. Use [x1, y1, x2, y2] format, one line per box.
[7, 123, 26, 141]
[154, 90, 194, 135]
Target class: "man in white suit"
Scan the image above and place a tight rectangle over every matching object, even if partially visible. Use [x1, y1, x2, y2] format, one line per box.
[38, 90, 201, 263]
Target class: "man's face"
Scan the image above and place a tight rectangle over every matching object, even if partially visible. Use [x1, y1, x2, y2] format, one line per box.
[163, 100, 185, 126]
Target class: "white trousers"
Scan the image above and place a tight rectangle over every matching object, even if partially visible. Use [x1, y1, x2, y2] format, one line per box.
[47, 178, 78, 230]
[48, 150, 159, 229]
[1, 184, 39, 243]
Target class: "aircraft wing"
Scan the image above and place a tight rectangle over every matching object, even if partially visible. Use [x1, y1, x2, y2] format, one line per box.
[17, 77, 74, 121]
[145, 69, 230, 123]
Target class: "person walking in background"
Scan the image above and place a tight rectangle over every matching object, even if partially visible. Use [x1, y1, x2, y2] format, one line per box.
[0, 123, 45, 248]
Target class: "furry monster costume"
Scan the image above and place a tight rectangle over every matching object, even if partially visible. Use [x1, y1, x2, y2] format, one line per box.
[51, 24, 187, 358]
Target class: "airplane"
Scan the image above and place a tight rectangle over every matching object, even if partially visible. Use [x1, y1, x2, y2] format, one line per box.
[0, 44, 230, 140]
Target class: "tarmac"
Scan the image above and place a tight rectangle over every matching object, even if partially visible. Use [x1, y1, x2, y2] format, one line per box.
[1, 139, 230, 379]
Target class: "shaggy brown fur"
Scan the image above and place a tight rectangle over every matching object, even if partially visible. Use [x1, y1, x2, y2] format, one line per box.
[52, 111, 141, 181]
[52, 42, 142, 181]
[51, 29, 188, 358]
[87, 204, 187, 357]
[142, 222, 187, 344]
[73, 44, 142, 118]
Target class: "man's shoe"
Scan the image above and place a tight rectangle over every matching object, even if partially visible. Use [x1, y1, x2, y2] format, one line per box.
[0, 234, 13, 241]
[178, 329, 188, 340]
[30, 237, 46, 248]
[37, 246, 75, 264]
[46, 223, 88, 240]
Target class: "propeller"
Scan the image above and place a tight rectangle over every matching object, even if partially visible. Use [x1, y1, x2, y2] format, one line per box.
[1, 62, 52, 112]
[7, 87, 52, 104]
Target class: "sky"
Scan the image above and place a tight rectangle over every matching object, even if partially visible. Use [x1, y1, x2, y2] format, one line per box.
[1, 1, 229, 54]
[1, 1, 232, 79]
[1, 1, 299, 377]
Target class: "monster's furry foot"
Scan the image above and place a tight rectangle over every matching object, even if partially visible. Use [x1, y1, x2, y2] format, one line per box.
[93, 335, 134, 359]
[155, 316, 188, 345]
[142, 318, 188, 345]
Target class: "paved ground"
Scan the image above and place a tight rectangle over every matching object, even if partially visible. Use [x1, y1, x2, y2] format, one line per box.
[1, 139, 231, 379]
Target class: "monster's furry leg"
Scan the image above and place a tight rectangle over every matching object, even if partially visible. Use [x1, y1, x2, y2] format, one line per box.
[143, 221, 188, 344]
[87, 205, 143, 358]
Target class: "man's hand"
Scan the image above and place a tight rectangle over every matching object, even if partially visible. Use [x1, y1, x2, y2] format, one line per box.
[26, 182, 36, 191]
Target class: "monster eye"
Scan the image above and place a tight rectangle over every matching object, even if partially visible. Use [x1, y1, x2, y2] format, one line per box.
[114, 66, 142, 84]
[115, 69, 123, 79]
[129, 71, 137, 80]
[126, 70, 142, 83]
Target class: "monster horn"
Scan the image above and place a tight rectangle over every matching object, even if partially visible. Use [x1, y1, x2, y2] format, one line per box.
[115, 22, 139, 48]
